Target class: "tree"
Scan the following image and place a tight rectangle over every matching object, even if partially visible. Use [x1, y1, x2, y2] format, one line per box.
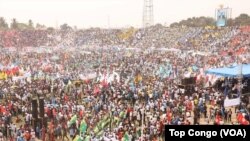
[227, 18, 234, 26]
[170, 16, 215, 27]
[17, 23, 30, 30]
[60, 23, 72, 31]
[234, 13, 250, 26]
[73, 26, 78, 30]
[11, 18, 18, 29]
[170, 22, 179, 27]
[28, 19, 34, 29]
[36, 23, 46, 29]
[0, 17, 8, 30]
[47, 27, 55, 31]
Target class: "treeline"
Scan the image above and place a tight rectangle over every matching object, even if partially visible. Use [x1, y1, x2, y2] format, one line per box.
[170, 13, 250, 27]
[1, 13, 250, 30]
[0, 18, 46, 30]
[0, 17, 76, 31]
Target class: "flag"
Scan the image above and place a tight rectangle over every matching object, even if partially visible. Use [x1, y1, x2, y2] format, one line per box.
[94, 115, 109, 134]
[113, 117, 120, 124]
[0, 72, 7, 80]
[136, 129, 141, 138]
[69, 115, 77, 126]
[134, 74, 142, 84]
[84, 136, 90, 141]
[122, 132, 130, 141]
[101, 72, 108, 88]
[94, 85, 100, 96]
[96, 130, 104, 138]
[80, 119, 87, 133]
[192, 65, 198, 71]
[73, 135, 82, 141]
[119, 111, 126, 119]
[172, 65, 178, 78]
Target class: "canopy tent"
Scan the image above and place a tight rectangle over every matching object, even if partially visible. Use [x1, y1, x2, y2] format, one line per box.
[205, 64, 250, 78]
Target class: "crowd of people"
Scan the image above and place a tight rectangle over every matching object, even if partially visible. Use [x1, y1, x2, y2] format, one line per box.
[0, 25, 205, 48]
[0, 25, 249, 141]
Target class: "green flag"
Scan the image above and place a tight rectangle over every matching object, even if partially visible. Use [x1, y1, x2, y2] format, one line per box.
[94, 115, 110, 134]
[84, 136, 90, 141]
[73, 135, 82, 141]
[101, 118, 110, 129]
[119, 111, 126, 119]
[80, 119, 87, 133]
[93, 126, 99, 134]
[96, 130, 104, 138]
[136, 129, 141, 138]
[122, 132, 130, 141]
[69, 115, 77, 126]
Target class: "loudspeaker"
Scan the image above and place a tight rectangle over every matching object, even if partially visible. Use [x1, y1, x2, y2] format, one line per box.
[182, 77, 196, 85]
[39, 97, 44, 118]
[32, 99, 38, 119]
[190, 77, 196, 84]
[182, 78, 189, 85]
[185, 85, 195, 95]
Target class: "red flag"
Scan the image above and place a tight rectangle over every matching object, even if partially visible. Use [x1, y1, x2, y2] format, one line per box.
[94, 85, 100, 96]
[237, 113, 243, 123]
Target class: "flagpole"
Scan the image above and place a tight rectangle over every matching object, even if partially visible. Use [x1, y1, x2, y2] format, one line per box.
[141, 107, 144, 140]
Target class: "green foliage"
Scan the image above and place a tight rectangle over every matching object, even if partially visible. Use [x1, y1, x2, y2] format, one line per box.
[17, 23, 30, 30]
[11, 18, 18, 29]
[234, 13, 250, 26]
[0, 17, 8, 30]
[10, 19, 36, 30]
[36, 23, 46, 29]
[170, 13, 250, 27]
[28, 19, 34, 29]
[170, 16, 215, 27]
[60, 23, 72, 31]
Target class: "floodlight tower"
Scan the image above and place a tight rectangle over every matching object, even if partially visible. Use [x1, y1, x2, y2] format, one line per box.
[143, 0, 154, 28]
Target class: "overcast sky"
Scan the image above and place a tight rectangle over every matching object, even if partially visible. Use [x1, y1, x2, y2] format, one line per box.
[0, 0, 249, 28]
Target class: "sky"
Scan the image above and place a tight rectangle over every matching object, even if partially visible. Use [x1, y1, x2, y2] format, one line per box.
[0, 0, 249, 28]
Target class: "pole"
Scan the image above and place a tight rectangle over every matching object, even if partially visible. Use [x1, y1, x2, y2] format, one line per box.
[50, 76, 53, 94]
[238, 62, 243, 100]
[141, 107, 144, 139]
[109, 106, 112, 133]
[110, 110, 112, 133]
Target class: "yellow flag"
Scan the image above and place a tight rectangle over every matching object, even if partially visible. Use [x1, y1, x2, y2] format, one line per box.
[188, 67, 193, 73]
[0, 72, 7, 80]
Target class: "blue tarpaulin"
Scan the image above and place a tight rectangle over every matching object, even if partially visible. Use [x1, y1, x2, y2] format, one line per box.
[205, 64, 250, 78]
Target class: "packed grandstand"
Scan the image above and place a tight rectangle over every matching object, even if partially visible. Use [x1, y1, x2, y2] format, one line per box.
[0, 16, 250, 141]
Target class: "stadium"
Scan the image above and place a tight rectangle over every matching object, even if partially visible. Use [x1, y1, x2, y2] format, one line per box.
[0, 0, 250, 141]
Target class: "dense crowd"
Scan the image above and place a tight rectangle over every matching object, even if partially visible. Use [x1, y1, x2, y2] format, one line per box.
[0, 26, 219, 48]
[0, 25, 250, 141]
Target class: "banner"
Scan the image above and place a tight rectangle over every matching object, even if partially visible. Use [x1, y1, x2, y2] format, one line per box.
[224, 97, 240, 107]
[216, 8, 227, 27]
